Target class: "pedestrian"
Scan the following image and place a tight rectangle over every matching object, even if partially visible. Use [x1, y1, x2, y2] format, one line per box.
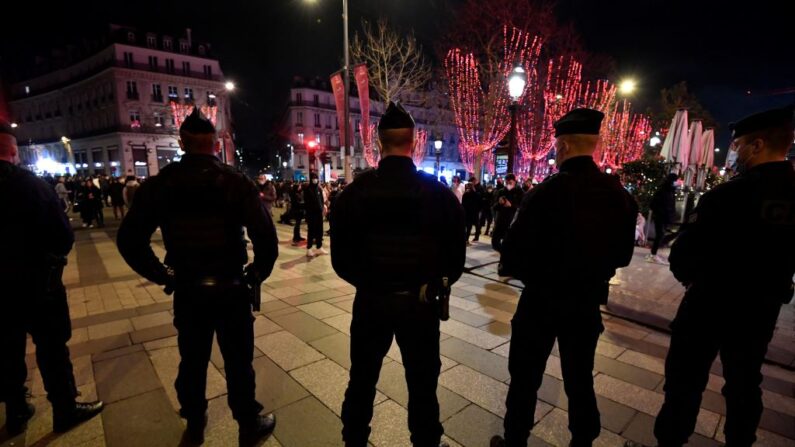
[331, 102, 466, 447]
[123, 175, 140, 208]
[256, 175, 277, 215]
[0, 120, 104, 436]
[92, 177, 105, 228]
[626, 106, 795, 447]
[290, 182, 305, 245]
[646, 173, 679, 264]
[480, 184, 495, 237]
[491, 173, 523, 252]
[462, 183, 481, 245]
[99, 174, 111, 207]
[78, 179, 100, 228]
[116, 108, 279, 445]
[491, 108, 637, 447]
[54, 176, 70, 212]
[109, 177, 126, 219]
[450, 175, 464, 203]
[303, 172, 327, 257]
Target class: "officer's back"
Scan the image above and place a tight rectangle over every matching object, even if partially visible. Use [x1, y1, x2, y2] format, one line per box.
[331, 102, 465, 447]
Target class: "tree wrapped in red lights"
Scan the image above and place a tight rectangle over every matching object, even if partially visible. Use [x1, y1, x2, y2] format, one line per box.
[516, 56, 582, 175]
[595, 100, 652, 169]
[444, 26, 543, 173]
[170, 102, 219, 128]
[412, 129, 428, 166]
[360, 122, 379, 167]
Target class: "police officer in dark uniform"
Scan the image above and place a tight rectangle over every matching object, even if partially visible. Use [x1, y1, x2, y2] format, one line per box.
[633, 106, 795, 447]
[116, 109, 279, 446]
[331, 102, 466, 447]
[491, 108, 637, 447]
[0, 121, 104, 435]
[491, 173, 523, 252]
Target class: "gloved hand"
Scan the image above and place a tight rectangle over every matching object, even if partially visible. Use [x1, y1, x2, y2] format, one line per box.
[162, 267, 176, 296]
[244, 264, 261, 287]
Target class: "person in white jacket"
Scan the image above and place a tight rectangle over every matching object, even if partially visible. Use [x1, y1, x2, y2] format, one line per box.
[450, 175, 464, 203]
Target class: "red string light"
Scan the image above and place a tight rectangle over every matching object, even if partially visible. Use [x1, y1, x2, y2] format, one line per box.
[412, 129, 428, 166]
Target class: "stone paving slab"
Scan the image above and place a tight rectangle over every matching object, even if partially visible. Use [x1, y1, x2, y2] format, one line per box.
[8, 217, 793, 447]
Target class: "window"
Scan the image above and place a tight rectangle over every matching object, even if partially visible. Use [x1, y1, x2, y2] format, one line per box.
[203, 65, 212, 79]
[326, 115, 332, 129]
[130, 111, 141, 127]
[127, 32, 135, 43]
[148, 55, 158, 71]
[165, 58, 175, 73]
[326, 135, 332, 146]
[296, 93, 303, 103]
[315, 134, 321, 144]
[184, 87, 194, 100]
[198, 45, 206, 56]
[182, 61, 191, 75]
[313, 94, 319, 106]
[298, 133, 304, 144]
[180, 41, 190, 53]
[123, 52, 134, 67]
[151, 84, 162, 102]
[168, 85, 178, 99]
[314, 113, 321, 127]
[163, 37, 173, 50]
[126, 81, 138, 100]
[154, 113, 165, 127]
[146, 35, 156, 48]
[296, 112, 303, 126]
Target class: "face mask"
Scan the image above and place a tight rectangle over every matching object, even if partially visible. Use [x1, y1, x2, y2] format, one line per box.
[312, 179, 319, 185]
[505, 183, 514, 190]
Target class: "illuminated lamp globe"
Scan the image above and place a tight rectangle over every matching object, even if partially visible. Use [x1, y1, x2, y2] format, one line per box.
[508, 66, 527, 101]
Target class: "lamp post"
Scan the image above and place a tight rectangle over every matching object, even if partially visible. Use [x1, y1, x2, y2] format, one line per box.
[434, 139, 443, 178]
[507, 66, 527, 175]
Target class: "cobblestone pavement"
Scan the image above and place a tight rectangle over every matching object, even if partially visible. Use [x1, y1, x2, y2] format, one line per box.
[1, 209, 793, 447]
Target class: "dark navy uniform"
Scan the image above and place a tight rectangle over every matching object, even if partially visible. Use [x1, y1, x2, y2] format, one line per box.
[654, 159, 795, 445]
[491, 180, 524, 251]
[0, 159, 79, 421]
[331, 154, 466, 446]
[498, 154, 637, 446]
[117, 153, 278, 425]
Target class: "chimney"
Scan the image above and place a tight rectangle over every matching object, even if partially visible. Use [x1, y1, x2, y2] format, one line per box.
[186, 28, 192, 47]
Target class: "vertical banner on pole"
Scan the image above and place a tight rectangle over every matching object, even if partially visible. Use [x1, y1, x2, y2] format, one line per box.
[330, 71, 349, 158]
[354, 64, 370, 141]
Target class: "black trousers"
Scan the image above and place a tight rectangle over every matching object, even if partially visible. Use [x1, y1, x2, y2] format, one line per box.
[480, 208, 493, 234]
[306, 212, 324, 249]
[491, 209, 515, 252]
[0, 283, 78, 413]
[465, 213, 480, 240]
[655, 293, 781, 447]
[292, 210, 304, 242]
[651, 219, 677, 255]
[504, 292, 603, 446]
[342, 292, 443, 447]
[172, 283, 262, 422]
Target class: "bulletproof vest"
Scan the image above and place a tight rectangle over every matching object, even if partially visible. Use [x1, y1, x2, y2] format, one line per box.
[352, 169, 443, 291]
[153, 158, 248, 275]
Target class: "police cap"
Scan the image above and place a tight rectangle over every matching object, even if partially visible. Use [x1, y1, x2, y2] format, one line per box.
[180, 107, 216, 135]
[553, 108, 604, 137]
[730, 105, 795, 140]
[378, 101, 415, 130]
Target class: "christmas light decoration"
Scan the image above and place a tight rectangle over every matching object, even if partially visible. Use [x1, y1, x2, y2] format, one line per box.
[170, 101, 219, 128]
[361, 122, 379, 167]
[412, 129, 428, 166]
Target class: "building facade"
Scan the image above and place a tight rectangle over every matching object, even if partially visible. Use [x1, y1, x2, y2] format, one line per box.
[283, 77, 466, 181]
[8, 25, 233, 179]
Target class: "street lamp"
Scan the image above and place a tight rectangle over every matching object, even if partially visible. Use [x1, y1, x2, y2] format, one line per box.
[224, 81, 236, 92]
[10, 122, 18, 128]
[507, 66, 527, 175]
[434, 139, 443, 178]
[605, 167, 613, 174]
[650, 136, 661, 147]
[619, 79, 636, 96]
[714, 147, 720, 153]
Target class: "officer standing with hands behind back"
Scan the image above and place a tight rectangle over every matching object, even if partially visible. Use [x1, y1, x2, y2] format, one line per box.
[117, 108, 279, 446]
[492, 108, 637, 447]
[331, 102, 466, 447]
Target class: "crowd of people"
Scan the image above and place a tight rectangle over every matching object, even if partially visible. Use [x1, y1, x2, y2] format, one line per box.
[38, 174, 141, 227]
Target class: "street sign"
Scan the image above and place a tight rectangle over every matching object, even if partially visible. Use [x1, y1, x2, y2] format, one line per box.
[495, 154, 508, 176]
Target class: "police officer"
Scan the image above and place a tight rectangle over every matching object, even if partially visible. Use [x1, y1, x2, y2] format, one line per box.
[331, 102, 466, 447]
[303, 171, 327, 257]
[116, 108, 279, 446]
[631, 106, 795, 447]
[491, 108, 637, 447]
[0, 121, 104, 435]
[491, 173, 523, 252]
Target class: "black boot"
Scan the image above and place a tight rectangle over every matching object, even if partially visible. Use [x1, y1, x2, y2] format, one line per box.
[184, 412, 208, 445]
[53, 401, 104, 433]
[489, 435, 506, 447]
[6, 401, 35, 435]
[239, 413, 276, 446]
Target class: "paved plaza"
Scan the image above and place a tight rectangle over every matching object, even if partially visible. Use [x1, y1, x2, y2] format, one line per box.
[1, 209, 794, 447]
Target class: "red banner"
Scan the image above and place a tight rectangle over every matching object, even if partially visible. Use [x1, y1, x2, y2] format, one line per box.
[330, 71, 349, 151]
[354, 64, 371, 148]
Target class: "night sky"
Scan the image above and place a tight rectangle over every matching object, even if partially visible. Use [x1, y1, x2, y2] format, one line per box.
[1, 0, 792, 163]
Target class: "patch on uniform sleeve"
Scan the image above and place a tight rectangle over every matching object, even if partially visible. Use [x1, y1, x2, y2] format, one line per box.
[687, 212, 698, 223]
